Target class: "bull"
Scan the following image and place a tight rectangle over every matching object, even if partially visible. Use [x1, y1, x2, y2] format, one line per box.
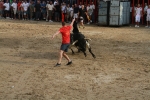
[69, 21, 96, 58]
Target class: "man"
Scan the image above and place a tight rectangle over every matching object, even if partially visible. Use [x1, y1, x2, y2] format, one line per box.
[144, 3, 148, 24]
[134, 4, 142, 27]
[3, 0, 10, 18]
[0, 0, 4, 18]
[73, 4, 79, 21]
[51, 18, 75, 67]
[145, 5, 150, 28]
[17, 0, 22, 20]
[34, 0, 41, 21]
[78, 5, 87, 28]
[21, 0, 29, 20]
[41, 1, 46, 19]
[29, 0, 34, 20]
[46, 1, 54, 22]
[11, 0, 17, 19]
[87, 3, 92, 24]
[90, 2, 95, 23]
[54, 2, 60, 22]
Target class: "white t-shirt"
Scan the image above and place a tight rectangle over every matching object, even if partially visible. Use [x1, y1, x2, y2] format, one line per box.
[90, 4, 95, 10]
[147, 9, 150, 16]
[22, 2, 29, 11]
[135, 7, 142, 15]
[70, 7, 73, 13]
[46, 4, 54, 10]
[79, 5, 82, 9]
[87, 6, 93, 14]
[3, 3, 10, 10]
[54, 1, 58, 6]
[144, 6, 148, 12]
[11, 2, 17, 10]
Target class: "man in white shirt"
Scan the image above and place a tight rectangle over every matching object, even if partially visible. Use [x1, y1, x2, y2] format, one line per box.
[90, 2, 95, 23]
[144, 3, 148, 24]
[21, 0, 29, 20]
[70, 4, 74, 21]
[134, 4, 142, 27]
[87, 3, 93, 24]
[46, 1, 54, 22]
[11, 0, 17, 19]
[3, 0, 10, 18]
[145, 5, 150, 27]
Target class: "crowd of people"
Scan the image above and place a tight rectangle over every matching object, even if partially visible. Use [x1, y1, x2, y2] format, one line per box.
[0, 0, 95, 25]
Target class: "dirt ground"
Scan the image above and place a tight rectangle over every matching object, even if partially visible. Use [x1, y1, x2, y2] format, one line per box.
[0, 19, 150, 100]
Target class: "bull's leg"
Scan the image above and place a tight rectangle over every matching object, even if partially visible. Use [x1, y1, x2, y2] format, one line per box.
[70, 48, 75, 54]
[86, 41, 96, 58]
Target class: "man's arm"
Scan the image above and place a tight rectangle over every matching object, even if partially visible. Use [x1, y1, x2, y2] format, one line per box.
[70, 18, 75, 26]
[51, 31, 60, 39]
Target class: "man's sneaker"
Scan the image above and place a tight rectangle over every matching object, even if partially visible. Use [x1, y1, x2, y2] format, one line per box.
[137, 26, 139, 27]
[87, 22, 90, 24]
[145, 26, 148, 28]
[66, 61, 72, 65]
[135, 25, 137, 27]
[54, 63, 61, 67]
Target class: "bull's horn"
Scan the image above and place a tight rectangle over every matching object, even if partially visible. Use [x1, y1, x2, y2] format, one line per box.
[72, 40, 78, 45]
[84, 38, 92, 41]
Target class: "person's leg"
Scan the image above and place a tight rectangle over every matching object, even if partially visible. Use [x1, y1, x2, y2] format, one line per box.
[63, 52, 71, 62]
[58, 50, 64, 64]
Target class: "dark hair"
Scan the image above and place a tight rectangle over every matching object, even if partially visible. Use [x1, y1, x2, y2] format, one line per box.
[62, 22, 65, 26]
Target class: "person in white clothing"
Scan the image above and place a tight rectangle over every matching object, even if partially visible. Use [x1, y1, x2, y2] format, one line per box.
[70, 5, 74, 21]
[3, 0, 10, 18]
[46, 1, 54, 22]
[134, 4, 142, 27]
[144, 3, 148, 24]
[11, 0, 17, 19]
[145, 5, 150, 27]
[21, 0, 29, 20]
[87, 3, 93, 24]
[90, 2, 95, 23]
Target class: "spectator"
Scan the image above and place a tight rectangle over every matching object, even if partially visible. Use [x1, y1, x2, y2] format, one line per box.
[3, 0, 10, 19]
[66, 4, 70, 22]
[29, 0, 34, 20]
[144, 3, 148, 24]
[134, 4, 142, 27]
[46, 1, 54, 22]
[90, 2, 95, 23]
[87, 3, 92, 24]
[145, 5, 150, 28]
[11, 0, 17, 19]
[41, 1, 46, 19]
[17, 0, 22, 20]
[54, 2, 60, 22]
[21, 0, 29, 20]
[34, 0, 41, 21]
[73, 4, 79, 21]
[78, 5, 86, 28]
[0, 0, 4, 18]
[70, 4, 74, 21]
[78, 2, 82, 9]
[61, 2, 67, 22]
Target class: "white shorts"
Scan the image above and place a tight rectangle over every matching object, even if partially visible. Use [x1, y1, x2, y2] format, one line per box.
[135, 15, 141, 22]
[147, 16, 150, 21]
[74, 13, 78, 18]
[80, 16, 84, 22]
[13, 9, 17, 15]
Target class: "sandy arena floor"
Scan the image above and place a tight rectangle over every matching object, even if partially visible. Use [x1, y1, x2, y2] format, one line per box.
[0, 19, 150, 100]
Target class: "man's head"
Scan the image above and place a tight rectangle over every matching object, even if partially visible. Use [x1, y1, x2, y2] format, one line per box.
[138, 4, 140, 7]
[145, 3, 147, 6]
[62, 22, 65, 26]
